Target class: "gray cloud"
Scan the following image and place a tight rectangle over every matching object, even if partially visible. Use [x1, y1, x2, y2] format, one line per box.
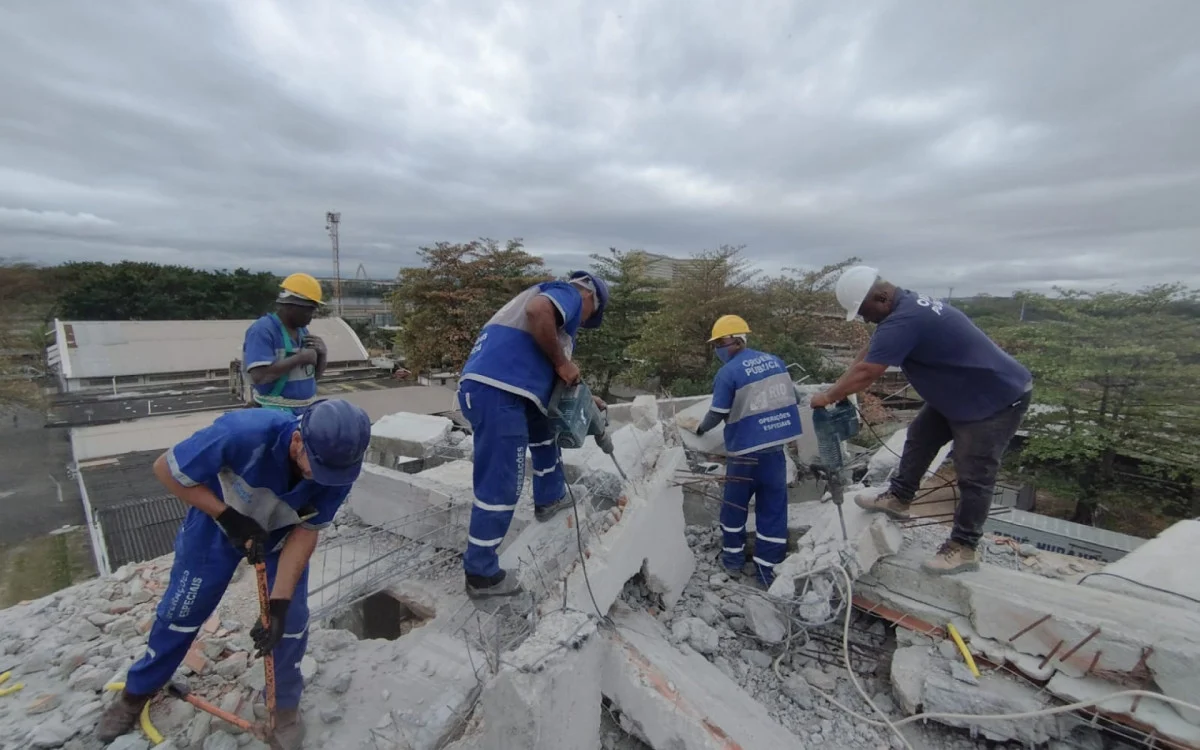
[1, 0, 1198, 296]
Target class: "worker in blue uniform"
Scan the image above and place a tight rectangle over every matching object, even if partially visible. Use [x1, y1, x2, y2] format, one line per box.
[96, 399, 372, 748]
[691, 315, 803, 587]
[457, 271, 609, 598]
[243, 273, 328, 413]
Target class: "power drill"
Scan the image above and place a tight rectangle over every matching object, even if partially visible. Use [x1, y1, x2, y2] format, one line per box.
[810, 399, 860, 541]
[547, 380, 628, 480]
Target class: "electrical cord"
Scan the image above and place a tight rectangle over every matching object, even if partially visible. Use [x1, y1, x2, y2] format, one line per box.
[562, 448, 611, 626]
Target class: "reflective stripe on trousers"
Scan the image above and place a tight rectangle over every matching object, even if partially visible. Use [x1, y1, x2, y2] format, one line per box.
[459, 380, 566, 578]
[719, 449, 788, 587]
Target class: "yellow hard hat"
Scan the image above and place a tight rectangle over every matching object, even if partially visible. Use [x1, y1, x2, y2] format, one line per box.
[708, 314, 750, 342]
[279, 273, 324, 305]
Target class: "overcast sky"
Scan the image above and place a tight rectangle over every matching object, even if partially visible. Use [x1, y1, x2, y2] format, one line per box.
[2, 1, 1198, 296]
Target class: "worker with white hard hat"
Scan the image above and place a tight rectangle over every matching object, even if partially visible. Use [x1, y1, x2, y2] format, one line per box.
[687, 314, 803, 587]
[812, 266, 1032, 575]
[242, 273, 328, 413]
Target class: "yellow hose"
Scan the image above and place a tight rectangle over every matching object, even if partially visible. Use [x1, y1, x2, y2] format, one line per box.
[104, 682, 164, 745]
[946, 622, 981, 678]
[0, 683, 24, 697]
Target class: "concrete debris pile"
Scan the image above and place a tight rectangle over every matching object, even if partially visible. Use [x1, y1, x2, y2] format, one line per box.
[5, 402, 1199, 750]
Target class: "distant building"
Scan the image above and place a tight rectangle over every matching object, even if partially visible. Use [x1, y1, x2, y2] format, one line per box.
[629, 251, 703, 282]
[49, 318, 371, 394]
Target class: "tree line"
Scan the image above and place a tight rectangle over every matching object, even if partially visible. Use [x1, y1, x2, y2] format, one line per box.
[389, 239, 868, 399]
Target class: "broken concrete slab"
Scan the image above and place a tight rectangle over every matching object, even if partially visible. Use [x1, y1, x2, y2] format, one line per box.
[561, 446, 695, 614]
[562, 422, 666, 487]
[498, 487, 593, 599]
[1046, 672, 1200, 748]
[371, 412, 454, 458]
[768, 489, 904, 598]
[603, 606, 801, 749]
[606, 395, 707, 426]
[1083, 520, 1200, 609]
[922, 668, 1064, 746]
[447, 611, 603, 750]
[347, 464, 468, 550]
[890, 645, 930, 715]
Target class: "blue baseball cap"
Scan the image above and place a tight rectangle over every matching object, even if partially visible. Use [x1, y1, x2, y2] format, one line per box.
[569, 271, 609, 329]
[300, 399, 372, 486]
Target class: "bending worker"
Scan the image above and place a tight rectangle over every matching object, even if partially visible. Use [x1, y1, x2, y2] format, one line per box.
[457, 271, 609, 598]
[691, 315, 802, 587]
[96, 400, 372, 748]
[811, 266, 1031, 575]
[243, 273, 329, 412]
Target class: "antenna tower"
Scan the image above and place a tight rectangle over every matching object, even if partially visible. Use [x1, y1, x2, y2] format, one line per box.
[325, 211, 343, 316]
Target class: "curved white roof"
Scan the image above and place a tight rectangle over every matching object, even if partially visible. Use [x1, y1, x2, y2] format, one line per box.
[54, 317, 369, 379]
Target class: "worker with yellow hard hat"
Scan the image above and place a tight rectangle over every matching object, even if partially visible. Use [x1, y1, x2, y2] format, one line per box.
[688, 315, 803, 587]
[242, 273, 328, 413]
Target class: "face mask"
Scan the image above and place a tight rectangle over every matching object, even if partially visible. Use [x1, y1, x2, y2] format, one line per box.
[714, 345, 736, 363]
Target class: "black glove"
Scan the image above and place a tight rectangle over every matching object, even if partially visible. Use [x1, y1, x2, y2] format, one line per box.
[250, 598, 291, 656]
[215, 507, 268, 558]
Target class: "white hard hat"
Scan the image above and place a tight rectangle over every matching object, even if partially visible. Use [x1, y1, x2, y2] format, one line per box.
[835, 265, 880, 321]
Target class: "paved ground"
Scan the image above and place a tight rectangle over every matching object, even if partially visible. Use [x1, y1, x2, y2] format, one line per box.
[0, 406, 84, 545]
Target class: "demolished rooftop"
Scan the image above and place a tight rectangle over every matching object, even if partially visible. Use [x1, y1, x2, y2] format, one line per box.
[1, 391, 1198, 750]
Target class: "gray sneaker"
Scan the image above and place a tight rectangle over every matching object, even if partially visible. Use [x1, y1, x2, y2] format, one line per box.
[854, 490, 912, 520]
[465, 570, 523, 599]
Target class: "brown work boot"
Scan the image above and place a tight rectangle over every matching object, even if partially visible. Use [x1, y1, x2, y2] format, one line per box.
[922, 540, 981, 576]
[272, 707, 306, 750]
[95, 690, 151, 743]
[854, 489, 912, 520]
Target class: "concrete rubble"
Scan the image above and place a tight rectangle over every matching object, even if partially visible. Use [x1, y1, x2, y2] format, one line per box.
[3, 398, 1198, 750]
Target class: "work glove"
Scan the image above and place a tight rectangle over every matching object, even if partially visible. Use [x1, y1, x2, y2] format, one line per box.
[250, 599, 291, 657]
[215, 507, 268, 558]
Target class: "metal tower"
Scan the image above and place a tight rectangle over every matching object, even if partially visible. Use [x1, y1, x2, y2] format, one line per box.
[325, 211, 343, 316]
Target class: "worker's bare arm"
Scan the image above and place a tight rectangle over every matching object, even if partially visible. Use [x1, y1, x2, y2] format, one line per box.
[525, 295, 569, 368]
[852, 345, 869, 366]
[247, 350, 319, 385]
[152, 453, 227, 517]
[814, 361, 887, 407]
[271, 526, 319, 600]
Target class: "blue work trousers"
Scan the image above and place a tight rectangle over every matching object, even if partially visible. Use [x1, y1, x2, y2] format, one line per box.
[459, 380, 565, 578]
[125, 512, 310, 709]
[720, 449, 788, 586]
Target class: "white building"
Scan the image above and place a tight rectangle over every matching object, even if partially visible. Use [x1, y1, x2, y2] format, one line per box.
[49, 318, 371, 394]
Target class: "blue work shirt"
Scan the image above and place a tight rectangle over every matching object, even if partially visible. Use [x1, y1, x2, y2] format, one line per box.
[866, 290, 1032, 422]
[243, 314, 317, 411]
[166, 410, 350, 552]
[711, 348, 803, 455]
[460, 281, 584, 413]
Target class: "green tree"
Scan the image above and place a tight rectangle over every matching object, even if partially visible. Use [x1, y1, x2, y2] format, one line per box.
[391, 239, 549, 373]
[626, 245, 762, 392]
[52, 262, 278, 320]
[0, 261, 53, 408]
[989, 285, 1200, 527]
[572, 249, 666, 400]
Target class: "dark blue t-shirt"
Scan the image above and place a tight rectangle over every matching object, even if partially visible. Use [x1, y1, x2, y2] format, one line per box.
[866, 290, 1032, 422]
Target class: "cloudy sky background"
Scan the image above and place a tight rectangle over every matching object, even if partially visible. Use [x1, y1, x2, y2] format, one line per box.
[2, 1, 1198, 296]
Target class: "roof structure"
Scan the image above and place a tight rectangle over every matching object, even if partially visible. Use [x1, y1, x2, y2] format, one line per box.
[70, 411, 223, 462]
[52, 317, 370, 379]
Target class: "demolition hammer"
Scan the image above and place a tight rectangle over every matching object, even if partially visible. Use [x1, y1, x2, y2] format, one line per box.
[810, 398, 860, 542]
[547, 379, 628, 481]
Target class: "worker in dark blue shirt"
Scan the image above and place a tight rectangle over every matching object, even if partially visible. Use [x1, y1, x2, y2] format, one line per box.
[96, 400, 371, 748]
[811, 266, 1032, 575]
[243, 273, 329, 413]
